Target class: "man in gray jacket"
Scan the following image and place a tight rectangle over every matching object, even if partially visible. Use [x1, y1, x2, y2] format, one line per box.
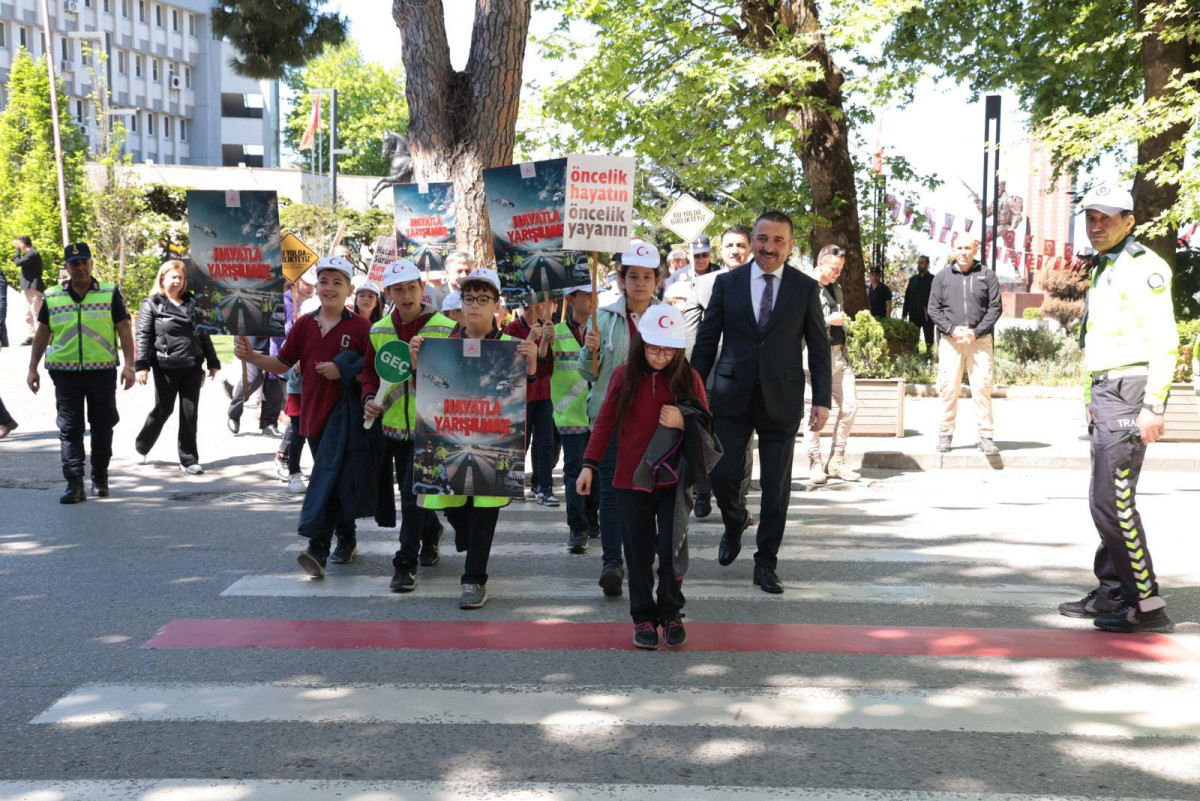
[927, 235, 1002, 454]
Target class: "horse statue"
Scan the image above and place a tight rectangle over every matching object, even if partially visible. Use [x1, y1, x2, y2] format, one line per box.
[370, 131, 414, 205]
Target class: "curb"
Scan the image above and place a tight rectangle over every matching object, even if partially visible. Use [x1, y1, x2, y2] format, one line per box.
[855, 451, 1199, 473]
[905, 384, 1081, 399]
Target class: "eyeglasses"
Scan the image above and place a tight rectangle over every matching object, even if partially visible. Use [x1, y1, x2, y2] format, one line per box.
[644, 344, 678, 357]
[461, 294, 497, 307]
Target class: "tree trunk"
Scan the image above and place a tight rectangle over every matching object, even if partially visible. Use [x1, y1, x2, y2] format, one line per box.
[739, 0, 868, 314]
[392, 0, 531, 265]
[1133, 0, 1192, 269]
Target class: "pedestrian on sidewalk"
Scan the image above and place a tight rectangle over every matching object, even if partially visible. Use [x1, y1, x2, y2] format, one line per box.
[805, 245, 859, 484]
[504, 294, 557, 506]
[578, 303, 717, 649]
[927, 235, 1002, 455]
[26, 242, 137, 503]
[225, 335, 284, 437]
[1057, 183, 1177, 634]
[276, 270, 315, 491]
[552, 284, 600, 554]
[362, 259, 456, 592]
[413, 269, 540, 610]
[235, 256, 375, 578]
[580, 242, 665, 598]
[0, 268, 16, 438]
[13, 235, 44, 346]
[867, 268, 892, 318]
[133, 261, 220, 473]
[903, 255, 935, 356]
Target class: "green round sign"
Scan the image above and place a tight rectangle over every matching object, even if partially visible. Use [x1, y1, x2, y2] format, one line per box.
[375, 340, 413, 384]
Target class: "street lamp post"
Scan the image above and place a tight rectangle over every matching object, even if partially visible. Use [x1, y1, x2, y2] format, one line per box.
[310, 88, 350, 209]
[38, 0, 69, 246]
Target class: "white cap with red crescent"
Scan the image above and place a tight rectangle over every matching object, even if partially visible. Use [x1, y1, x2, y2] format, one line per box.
[638, 303, 686, 349]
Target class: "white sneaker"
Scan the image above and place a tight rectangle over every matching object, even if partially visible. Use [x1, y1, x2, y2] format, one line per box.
[287, 473, 306, 493]
[181, 463, 204, 475]
[275, 456, 289, 479]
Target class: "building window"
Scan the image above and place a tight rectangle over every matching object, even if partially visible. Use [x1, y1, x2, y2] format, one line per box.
[151, 59, 159, 81]
[155, 5, 163, 27]
[130, 113, 137, 132]
[121, 0, 130, 17]
[117, 49, 126, 74]
[134, 54, 142, 78]
[138, 0, 145, 22]
[179, 119, 185, 141]
[171, 9, 179, 31]
[183, 66, 191, 88]
[75, 99, 84, 123]
[220, 93, 265, 119]
[103, 0, 111, 12]
[187, 13, 195, 36]
[163, 116, 171, 139]
[60, 37, 70, 61]
[84, 0, 92, 7]
[0, 22, 6, 49]
[146, 113, 155, 136]
[18, 26, 27, 49]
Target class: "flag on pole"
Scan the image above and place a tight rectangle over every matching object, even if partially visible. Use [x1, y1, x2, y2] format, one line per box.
[298, 97, 321, 152]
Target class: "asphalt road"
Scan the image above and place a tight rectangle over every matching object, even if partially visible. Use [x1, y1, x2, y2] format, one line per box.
[1, 342, 1199, 800]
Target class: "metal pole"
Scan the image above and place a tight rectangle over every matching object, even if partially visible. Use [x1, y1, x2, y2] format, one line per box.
[329, 89, 338, 209]
[991, 101, 1002, 273]
[38, 0, 69, 246]
[983, 94, 1002, 271]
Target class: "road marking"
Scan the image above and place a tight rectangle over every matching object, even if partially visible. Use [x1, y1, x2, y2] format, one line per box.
[0, 781, 1169, 801]
[143, 619, 1200, 662]
[31, 682, 1200, 738]
[220, 574, 1080, 607]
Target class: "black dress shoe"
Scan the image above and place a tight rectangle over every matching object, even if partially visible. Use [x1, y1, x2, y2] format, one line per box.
[717, 513, 751, 566]
[753, 567, 784, 594]
[693, 493, 711, 519]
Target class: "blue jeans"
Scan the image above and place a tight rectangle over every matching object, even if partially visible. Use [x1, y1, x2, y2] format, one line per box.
[597, 436, 623, 567]
[525, 398, 555, 493]
[561, 432, 598, 533]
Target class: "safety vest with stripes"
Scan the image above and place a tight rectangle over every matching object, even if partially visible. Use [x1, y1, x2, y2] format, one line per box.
[550, 320, 590, 434]
[43, 282, 119, 371]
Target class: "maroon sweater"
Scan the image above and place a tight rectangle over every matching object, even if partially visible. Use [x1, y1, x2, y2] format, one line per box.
[584, 363, 708, 489]
[503, 314, 554, 402]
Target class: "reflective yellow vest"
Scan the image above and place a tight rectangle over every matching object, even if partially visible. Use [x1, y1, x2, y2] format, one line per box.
[550, 320, 590, 433]
[369, 308, 455, 440]
[419, 332, 517, 510]
[43, 282, 120, 371]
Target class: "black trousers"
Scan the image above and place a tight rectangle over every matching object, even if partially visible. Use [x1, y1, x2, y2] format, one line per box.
[391, 437, 446, 571]
[280, 415, 309, 474]
[525, 398, 555, 493]
[1088, 376, 1159, 606]
[0, 393, 12, 426]
[711, 384, 801, 571]
[697, 440, 752, 507]
[444, 501, 500, 585]
[51, 369, 119, 480]
[617, 487, 684, 625]
[135, 364, 203, 466]
[912, 316, 935, 351]
[228, 364, 283, 429]
[302, 432, 355, 555]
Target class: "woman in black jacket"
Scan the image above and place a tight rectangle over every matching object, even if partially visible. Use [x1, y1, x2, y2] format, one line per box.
[134, 260, 220, 473]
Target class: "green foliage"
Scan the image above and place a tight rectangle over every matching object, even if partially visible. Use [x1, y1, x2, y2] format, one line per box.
[891, 352, 936, 385]
[1175, 247, 1200, 321]
[211, 0, 347, 80]
[143, 184, 188, 220]
[878, 316, 919, 353]
[0, 48, 90, 285]
[994, 338, 1084, 387]
[1023, 307, 1044, 320]
[845, 310, 892, 378]
[1176, 318, 1200, 383]
[283, 41, 408, 177]
[277, 201, 393, 268]
[996, 326, 1065, 363]
[1040, 265, 1089, 331]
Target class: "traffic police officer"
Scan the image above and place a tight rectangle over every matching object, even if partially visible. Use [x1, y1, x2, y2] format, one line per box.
[26, 242, 137, 503]
[1057, 184, 1177, 633]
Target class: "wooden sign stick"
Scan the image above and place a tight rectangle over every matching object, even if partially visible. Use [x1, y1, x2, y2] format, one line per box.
[590, 251, 599, 374]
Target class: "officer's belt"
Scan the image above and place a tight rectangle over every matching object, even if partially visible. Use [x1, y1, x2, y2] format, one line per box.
[1091, 364, 1148, 383]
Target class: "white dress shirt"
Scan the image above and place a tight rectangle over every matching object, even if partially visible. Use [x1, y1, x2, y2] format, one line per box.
[750, 261, 785, 315]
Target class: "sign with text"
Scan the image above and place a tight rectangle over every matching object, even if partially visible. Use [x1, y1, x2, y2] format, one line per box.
[413, 338, 527, 499]
[185, 190, 283, 336]
[661, 193, 715, 245]
[393, 182, 456, 248]
[280, 233, 318, 283]
[483, 158, 566, 253]
[563, 154, 635, 253]
[364, 339, 413, 430]
[366, 235, 398, 284]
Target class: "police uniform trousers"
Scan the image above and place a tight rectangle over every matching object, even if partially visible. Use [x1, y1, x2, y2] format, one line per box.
[51, 369, 119, 480]
[1088, 375, 1160, 605]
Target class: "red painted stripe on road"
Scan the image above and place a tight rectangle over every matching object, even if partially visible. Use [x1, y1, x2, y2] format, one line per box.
[143, 619, 1199, 661]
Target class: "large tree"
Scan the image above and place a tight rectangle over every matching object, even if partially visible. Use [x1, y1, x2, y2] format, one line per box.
[392, 0, 532, 262]
[880, 0, 1198, 267]
[283, 41, 410, 177]
[0, 47, 89, 285]
[536, 0, 880, 313]
[211, 0, 348, 79]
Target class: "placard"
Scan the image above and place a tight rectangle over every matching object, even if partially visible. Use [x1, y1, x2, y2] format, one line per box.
[563, 154, 635, 252]
[366, 235, 397, 284]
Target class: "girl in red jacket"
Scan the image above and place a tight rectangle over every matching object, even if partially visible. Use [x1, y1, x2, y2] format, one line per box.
[577, 303, 707, 649]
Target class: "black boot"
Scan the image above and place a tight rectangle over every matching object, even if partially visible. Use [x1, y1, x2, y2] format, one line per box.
[91, 475, 109, 498]
[60, 477, 86, 504]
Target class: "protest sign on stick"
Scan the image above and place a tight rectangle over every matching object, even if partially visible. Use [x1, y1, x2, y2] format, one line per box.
[364, 340, 413, 430]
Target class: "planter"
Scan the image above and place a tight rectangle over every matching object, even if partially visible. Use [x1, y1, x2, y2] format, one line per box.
[820, 378, 905, 437]
[1163, 383, 1200, 442]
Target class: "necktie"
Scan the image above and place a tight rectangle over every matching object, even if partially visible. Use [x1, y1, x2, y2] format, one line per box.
[758, 273, 774, 335]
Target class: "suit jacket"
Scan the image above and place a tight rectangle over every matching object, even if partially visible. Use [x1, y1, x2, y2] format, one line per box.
[692, 261, 832, 424]
[683, 268, 721, 360]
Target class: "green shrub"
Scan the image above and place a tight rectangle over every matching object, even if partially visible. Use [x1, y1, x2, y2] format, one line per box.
[1023, 307, 1043, 320]
[1177, 319, 1200, 382]
[878, 317, 919, 355]
[996, 326, 1064, 362]
[845, 310, 892, 378]
[891, 353, 937, 384]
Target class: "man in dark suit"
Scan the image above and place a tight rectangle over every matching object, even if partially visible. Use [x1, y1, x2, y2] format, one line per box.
[692, 211, 832, 594]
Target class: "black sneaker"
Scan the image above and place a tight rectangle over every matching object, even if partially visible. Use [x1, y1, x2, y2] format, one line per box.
[599, 563, 624, 597]
[1058, 590, 1123, 618]
[1094, 604, 1173, 633]
[389, 568, 418, 593]
[587, 521, 600, 538]
[632, 621, 659, 650]
[567, 529, 588, 554]
[662, 617, 687, 647]
[329, 537, 357, 564]
[297, 549, 326, 579]
[419, 526, 445, 567]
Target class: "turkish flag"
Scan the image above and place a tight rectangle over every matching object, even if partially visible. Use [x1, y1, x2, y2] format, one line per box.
[298, 97, 321, 152]
[1042, 239, 1056, 257]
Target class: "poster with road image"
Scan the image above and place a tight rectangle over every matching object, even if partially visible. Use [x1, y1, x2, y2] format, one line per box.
[185, 190, 284, 336]
[413, 338, 527, 499]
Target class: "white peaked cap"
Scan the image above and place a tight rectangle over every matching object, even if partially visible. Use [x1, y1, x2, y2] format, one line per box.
[638, 303, 686, 349]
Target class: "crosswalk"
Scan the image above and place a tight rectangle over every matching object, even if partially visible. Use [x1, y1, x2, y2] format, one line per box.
[19, 473, 1200, 800]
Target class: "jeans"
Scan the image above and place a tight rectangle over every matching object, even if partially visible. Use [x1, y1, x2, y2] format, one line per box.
[303, 432, 355, 554]
[135, 364, 204, 466]
[444, 501, 501, 585]
[525, 398, 555, 493]
[390, 437, 444, 571]
[597, 436, 623, 567]
[52, 369, 119, 480]
[560, 432, 598, 533]
[617, 487, 684, 624]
